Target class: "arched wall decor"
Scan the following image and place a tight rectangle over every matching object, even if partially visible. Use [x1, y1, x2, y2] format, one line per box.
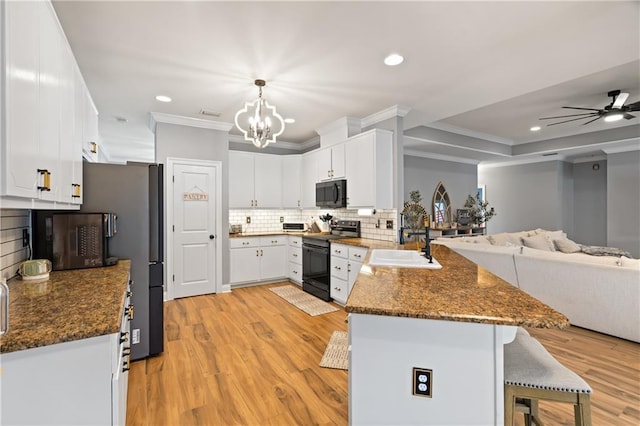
[432, 181, 452, 225]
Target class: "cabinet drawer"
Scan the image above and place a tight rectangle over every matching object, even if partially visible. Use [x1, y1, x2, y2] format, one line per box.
[331, 243, 348, 259]
[331, 256, 348, 281]
[330, 276, 348, 304]
[288, 236, 302, 247]
[288, 262, 302, 284]
[260, 236, 286, 246]
[230, 237, 260, 249]
[349, 247, 368, 263]
[289, 246, 302, 264]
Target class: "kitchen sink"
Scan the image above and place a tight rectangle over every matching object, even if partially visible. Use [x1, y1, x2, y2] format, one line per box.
[368, 249, 442, 269]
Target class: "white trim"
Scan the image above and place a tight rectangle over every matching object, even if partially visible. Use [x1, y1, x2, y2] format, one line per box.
[601, 139, 640, 154]
[425, 122, 514, 146]
[165, 157, 223, 301]
[361, 105, 411, 128]
[403, 149, 481, 165]
[315, 116, 362, 137]
[403, 135, 512, 157]
[572, 155, 607, 164]
[478, 155, 568, 169]
[149, 112, 234, 133]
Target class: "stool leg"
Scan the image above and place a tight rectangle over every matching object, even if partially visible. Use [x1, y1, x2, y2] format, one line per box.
[574, 394, 592, 426]
[505, 385, 516, 426]
[529, 399, 542, 426]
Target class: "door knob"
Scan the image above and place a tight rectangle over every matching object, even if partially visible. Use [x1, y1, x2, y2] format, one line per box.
[209, 235, 215, 239]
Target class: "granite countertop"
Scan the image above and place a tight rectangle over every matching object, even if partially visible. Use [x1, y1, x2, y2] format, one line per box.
[0, 260, 131, 354]
[345, 243, 569, 329]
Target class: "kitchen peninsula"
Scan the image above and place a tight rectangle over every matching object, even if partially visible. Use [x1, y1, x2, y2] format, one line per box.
[344, 243, 568, 425]
[0, 261, 132, 426]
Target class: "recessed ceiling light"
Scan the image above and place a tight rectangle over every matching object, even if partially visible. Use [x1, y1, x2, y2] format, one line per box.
[284, 118, 295, 124]
[530, 126, 541, 131]
[384, 53, 404, 66]
[155, 95, 172, 103]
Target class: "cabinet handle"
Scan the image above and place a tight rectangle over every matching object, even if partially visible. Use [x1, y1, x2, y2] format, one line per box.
[334, 250, 341, 254]
[37, 169, 51, 191]
[122, 359, 130, 373]
[260, 249, 263, 256]
[353, 254, 361, 258]
[120, 331, 129, 344]
[127, 290, 133, 298]
[298, 200, 300, 207]
[254, 200, 258, 207]
[334, 266, 341, 270]
[293, 253, 298, 257]
[123, 347, 131, 357]
[256, 250, 260, 257]
[72, 183, 81, 198]
[293, 270, 298, 274]
[334, 287, 341, 291]
[125, 305, 134, 320]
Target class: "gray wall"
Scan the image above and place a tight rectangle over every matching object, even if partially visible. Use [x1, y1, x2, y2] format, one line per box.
[404, 156, 477, 218]
[478, 161, 568, 235]
[607, 151, 640, 258]
[573, 161, 607, 246]
[155, 122, 230, 286]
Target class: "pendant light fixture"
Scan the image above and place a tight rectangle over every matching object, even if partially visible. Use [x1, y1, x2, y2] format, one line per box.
[234, 79, 285, 148]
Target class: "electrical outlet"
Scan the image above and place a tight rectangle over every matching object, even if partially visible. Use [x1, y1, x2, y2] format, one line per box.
[412, 367, 433, 398]
[280, 216, 284, 223]
[22, 229, 29, 247]
[132, 328, 140, 344]
[246, 216, 251, 224]
[386, 220, 394, 229]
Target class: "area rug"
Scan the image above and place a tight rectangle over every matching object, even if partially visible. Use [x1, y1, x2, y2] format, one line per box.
[269, 285, 339, 317]
[319, 331, 349, 370]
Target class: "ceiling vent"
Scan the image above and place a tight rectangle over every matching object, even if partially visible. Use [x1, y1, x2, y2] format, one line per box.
[199, 109, 221, 117]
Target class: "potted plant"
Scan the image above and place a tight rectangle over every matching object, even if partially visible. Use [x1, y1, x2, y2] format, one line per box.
[402, 190, 428, 246]
[463, 193, 496, 227]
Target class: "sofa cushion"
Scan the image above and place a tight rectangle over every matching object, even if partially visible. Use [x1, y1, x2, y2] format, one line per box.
[621, 256, 640, 269]
[522, 234, 555, 251]
[553, 238, 582, 254]
[473, 236, 492, 244]
[489, 233, 523, 246]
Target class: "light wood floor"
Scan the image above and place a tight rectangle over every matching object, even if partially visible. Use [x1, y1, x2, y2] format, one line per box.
[127, 282, 640, 425]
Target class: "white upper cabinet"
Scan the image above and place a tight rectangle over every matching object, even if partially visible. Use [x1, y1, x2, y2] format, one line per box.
[317, 144, 345, 181]
[229, 151, 282, 208]
[345, 129, 394, 209]
[1, 1, 88, 208]
[254, 154, 282, 208]
[282, 155, 302, 209]
[301, 150, 319, 208]
[3, 1, 41, 199]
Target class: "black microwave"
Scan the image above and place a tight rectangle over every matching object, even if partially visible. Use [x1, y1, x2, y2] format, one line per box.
[316, 179, 347, 208]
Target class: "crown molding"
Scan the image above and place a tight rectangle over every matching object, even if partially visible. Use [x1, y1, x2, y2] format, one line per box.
[315, 116, 362, 137]
[361, 105, 411, 128]
[478, 154, 568, 169]
[404, 149, 481, 165]
[228, 133, 310, 151]
[149, 112, 234, 133]
[601, 139, 640, 154]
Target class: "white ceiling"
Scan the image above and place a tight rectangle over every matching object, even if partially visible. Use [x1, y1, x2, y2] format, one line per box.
[52, 1, 640, 164]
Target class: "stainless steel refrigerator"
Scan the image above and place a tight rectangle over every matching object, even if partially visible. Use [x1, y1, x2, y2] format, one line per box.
[81, 162, 164, 360]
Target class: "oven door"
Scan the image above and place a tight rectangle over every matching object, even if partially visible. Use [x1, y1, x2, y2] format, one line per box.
[302, 242, 331, 300]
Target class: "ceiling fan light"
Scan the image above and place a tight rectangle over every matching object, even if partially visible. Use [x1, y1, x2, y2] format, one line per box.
[604, 112, 624, 122]
[530, 126, 541, 131]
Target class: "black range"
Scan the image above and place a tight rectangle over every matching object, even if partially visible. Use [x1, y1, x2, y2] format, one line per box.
[302, 220, 361, 301]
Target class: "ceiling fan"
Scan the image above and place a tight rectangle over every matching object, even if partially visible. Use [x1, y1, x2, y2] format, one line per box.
[540, 90, 639, 126]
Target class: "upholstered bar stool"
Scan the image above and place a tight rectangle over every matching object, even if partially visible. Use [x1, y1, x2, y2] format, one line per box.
[504, 329, 593, 426]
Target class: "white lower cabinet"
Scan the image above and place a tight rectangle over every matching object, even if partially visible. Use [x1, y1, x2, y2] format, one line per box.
[0, 287, 131, 426]
[330, 244, 367, 304]
[230, 237, 287, 285]
[288, 236, 302, 284]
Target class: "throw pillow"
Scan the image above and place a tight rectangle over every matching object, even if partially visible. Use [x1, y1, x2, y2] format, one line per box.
[580, 245, 633, 258]
[488, 233, 523, 246]
[522, 234, 555, 251]
[553, 238, 582, 254]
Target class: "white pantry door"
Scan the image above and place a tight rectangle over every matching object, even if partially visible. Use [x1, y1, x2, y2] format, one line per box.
[171, 160, 220, 298]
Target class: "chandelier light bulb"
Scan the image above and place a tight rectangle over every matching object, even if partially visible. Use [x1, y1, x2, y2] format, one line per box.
[234, 79, 285, 148]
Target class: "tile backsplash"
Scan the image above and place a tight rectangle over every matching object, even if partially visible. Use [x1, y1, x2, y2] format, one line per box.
[0, 209, 31, 280]
[229, 208, 398, 242]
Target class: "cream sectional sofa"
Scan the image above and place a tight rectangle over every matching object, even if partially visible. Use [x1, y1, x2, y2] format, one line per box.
[433, 231, 640, 343]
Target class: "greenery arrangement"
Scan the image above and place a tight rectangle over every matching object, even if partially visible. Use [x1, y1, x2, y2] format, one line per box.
[463, 193, 496, 225]
[402, 190, 428, 230]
